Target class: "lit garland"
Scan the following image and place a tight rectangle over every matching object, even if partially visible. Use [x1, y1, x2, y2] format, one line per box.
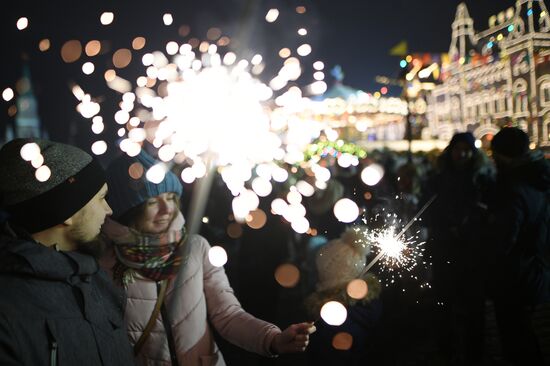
[303, 139, 367, 163]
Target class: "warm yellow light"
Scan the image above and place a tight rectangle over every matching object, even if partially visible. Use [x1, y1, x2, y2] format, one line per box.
[113, 48, 132, 68]
[85, 40, 101, 57]
[207, 27, 222, 40]
[104, 69, 116, 82]
[61, 40, 82, 63]
[38, 39, 50, 52]
[279, 48, 291, 58]
[132, 37, 146, 50]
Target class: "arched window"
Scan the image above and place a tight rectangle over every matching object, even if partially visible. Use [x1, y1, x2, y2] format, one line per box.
[539, 78, 550, 106]
[513, 79, 528, 113]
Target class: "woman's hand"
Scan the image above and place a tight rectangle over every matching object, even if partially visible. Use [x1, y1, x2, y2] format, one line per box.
[270, 322, 316, 354]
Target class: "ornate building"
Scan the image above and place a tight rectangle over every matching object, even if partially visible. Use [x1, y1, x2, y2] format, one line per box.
[427, 0, 550, 147]
[2, 63, 45, 145]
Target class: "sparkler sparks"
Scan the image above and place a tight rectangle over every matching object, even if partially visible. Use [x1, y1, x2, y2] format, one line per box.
[56, 5, 362, 235]
[365, 224, 422, 273]
[356, 195, 437, 285]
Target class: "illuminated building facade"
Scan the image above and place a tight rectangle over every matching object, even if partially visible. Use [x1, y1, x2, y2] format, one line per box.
[427, 0, 550, 147]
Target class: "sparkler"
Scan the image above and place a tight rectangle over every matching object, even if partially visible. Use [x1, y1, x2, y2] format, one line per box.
[361, 194, 437, 276]
[95, 12, 336, 236]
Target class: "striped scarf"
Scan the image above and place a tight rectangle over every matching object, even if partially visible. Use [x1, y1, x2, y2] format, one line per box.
[101, 213, 189, 286]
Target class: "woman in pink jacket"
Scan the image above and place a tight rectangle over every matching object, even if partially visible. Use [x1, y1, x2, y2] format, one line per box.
[101, 151, 315, 366]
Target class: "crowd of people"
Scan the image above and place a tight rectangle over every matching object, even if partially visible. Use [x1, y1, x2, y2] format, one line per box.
[0, 126, 548, 366]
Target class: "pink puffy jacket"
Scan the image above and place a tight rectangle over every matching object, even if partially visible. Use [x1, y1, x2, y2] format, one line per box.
[122, 234, 281, 365]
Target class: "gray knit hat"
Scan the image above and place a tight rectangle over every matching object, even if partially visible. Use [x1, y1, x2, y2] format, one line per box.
[0, 138, 106, 233]
[316, 228, 371, 291]
[106, 150, 183, 219]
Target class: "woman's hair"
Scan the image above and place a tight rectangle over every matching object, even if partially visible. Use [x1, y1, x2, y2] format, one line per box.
[117, 195, 181, 231]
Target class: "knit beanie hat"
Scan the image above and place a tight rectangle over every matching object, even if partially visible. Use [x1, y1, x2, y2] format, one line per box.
[106, 150, 183, 219]
[491, 127, 530, 158]
[316, 228, 371, 291]
[449, 132, 476, 152]
[0, 138, 106, 233]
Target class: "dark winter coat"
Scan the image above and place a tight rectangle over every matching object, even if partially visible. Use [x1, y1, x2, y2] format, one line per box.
[424, 149, 495, 282]
[307, 300, 382, 366]
[488, 152, 550, 305]
[0, 224, 134, 366]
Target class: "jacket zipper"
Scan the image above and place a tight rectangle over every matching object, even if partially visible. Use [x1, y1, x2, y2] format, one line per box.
[50, 341, 58, 366]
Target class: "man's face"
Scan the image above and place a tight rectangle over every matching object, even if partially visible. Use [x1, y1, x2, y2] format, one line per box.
[451, 141, 474, 167]
[68, 183, 112, 256]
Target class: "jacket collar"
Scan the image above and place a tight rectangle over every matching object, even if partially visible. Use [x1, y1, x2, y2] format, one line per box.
[0, 222, 99, 280]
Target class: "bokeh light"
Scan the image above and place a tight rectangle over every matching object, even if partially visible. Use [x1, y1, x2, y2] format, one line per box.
[85, 40, 101, 57]
[132, 37, 146, 50]
[31, 154, 44, 168]
[265, 9, 279, 23]
[61, 40, 82, 63]
[2, 88, 14, 102]
[361, 164, 385, 186]
[163, 13, 173, 26]
[246, 209, 267, 229]
[20, 142, 40, 161]
[100, 12, 114, 25]
[251, 177, 272, 197]
[320, 301, 347, 326]
[227, 222, 243, 239]
[206, 28, 222, 40]
[208, 246, 228, 267]
[38, 39, 50, 52]
[297, 44, 312, 56]
[274, 263, 300, 288]
[91, 140, 107, 155]
[16, 17, 29, 30]
[35, 165, 51, 182]
[128, 162, 144, 179]
[333, 198, 360, 223]
[332, 332, 353, 350]
[346, 279, 368, 299]
[113, 48, 132, 68]
[278, 48, 291, 58]
[82, 62, 95, 75]
[145, 163, 166, 184]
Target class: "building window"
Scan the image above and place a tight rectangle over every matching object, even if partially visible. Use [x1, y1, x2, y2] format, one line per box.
[515, 94, 528, 113]
[514, 79, 528, 113]
[540, 80, 550, 106]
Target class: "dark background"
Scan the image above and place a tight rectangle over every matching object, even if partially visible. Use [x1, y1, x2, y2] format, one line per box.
[0, 0, 517, 145]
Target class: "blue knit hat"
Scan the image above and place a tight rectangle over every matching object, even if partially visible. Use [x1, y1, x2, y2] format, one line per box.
[106, 150, 183, 219]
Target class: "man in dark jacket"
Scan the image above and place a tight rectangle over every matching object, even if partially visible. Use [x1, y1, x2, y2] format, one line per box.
[423, 132, 495, 364]
[489, 127, 550, 365]
[0, 138, 134, 365]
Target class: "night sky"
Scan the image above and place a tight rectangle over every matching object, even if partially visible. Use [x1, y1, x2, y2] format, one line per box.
[0, 0, 518, 144]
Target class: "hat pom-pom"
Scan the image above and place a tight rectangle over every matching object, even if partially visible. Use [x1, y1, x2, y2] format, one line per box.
[341, 226, 371, 257]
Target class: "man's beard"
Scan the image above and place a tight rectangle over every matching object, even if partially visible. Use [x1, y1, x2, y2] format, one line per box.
[74, 236, 107, 260]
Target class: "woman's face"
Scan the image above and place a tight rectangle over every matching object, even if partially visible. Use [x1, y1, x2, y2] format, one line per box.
[135, 192, 178, 234]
